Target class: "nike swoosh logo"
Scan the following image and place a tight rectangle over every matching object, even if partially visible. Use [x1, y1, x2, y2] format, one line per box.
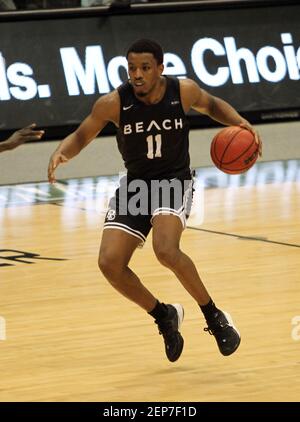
[123, 104, 134, 111]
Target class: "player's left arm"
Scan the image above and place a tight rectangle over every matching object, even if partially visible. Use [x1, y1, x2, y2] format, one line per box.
[180, 79, 262, 156]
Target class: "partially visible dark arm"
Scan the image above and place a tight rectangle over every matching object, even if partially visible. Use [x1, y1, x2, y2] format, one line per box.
[0, 124, 44, 153]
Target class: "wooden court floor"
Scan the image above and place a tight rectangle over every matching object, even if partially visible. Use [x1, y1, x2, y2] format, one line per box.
[0, 160, 299, 402]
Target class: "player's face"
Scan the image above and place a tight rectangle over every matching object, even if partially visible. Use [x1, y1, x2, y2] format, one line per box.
[127, 52, 164, 97]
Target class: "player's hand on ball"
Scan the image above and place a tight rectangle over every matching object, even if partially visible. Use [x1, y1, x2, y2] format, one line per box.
[239, 121, 262, 157]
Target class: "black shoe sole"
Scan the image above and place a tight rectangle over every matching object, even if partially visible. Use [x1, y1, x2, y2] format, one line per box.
[167, 334, 184, 362]
[220, 335, 241, 356]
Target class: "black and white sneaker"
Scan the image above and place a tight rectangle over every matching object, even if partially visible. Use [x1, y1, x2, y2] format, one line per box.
[156, 304, 184, 362]
[204, 310, 241, 356]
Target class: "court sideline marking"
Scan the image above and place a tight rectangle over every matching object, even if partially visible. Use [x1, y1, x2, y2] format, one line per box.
[187, 226, 300, 249]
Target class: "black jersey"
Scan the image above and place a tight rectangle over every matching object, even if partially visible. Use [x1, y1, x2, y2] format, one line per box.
[116, 76, 190, 180]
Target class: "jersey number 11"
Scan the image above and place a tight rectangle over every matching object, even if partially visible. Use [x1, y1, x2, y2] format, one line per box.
[146, 134, 162, 159]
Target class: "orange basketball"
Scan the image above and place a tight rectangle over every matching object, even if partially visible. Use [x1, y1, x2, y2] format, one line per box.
[210, 126, 259, 174]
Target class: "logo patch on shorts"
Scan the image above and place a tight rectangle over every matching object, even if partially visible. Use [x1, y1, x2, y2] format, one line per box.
[106, 209, 116, 221]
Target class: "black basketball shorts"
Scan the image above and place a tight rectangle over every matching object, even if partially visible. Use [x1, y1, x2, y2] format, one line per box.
[103, 173, 194, 246]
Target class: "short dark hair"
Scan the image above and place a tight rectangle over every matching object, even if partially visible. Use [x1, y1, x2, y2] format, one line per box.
[126, 39, 164, 65]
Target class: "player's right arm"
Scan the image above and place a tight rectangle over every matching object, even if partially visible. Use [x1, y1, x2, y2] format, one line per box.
[48, 91, 120, 183]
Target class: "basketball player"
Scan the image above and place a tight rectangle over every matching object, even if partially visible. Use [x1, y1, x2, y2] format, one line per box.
[0, 124, 44, 153]
[48, 39, 262, 362]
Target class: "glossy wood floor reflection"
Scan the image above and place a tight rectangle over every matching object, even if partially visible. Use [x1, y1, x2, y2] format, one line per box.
[0, 165, 300, 402]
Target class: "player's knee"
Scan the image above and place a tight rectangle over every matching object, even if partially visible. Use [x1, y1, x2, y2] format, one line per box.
[98, 254, 122, 282]
[154, 244, 179, 269]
